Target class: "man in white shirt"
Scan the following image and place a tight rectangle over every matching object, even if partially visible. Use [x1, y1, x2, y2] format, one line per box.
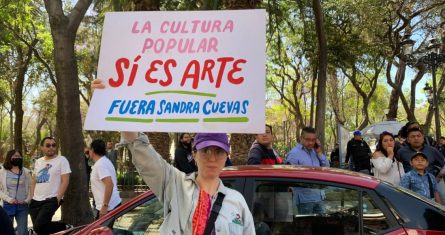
[29, 137, 72, 234]
[89, 139, 122, 219]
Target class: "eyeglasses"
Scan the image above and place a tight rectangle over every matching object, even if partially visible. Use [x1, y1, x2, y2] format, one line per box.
[197, 147, 227, 160]
[302, 137, 316, 142]
[45, 143, 57, 148]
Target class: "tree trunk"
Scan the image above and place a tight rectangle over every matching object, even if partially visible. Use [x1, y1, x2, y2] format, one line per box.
[310, 68, 316, 127]
[55, 34, 92, 224]
[13, 43, 34, 152]
[0, 106, 3, 143]
[33, 117, 47, 155]
[44, 0, 93, 225]
[358, 100, 370, 130]
[8, 102, 13, 150]
[146, 132, 171, 162]
[312, 0, 328, 148]
[229, 134, 255, 165]
[13, 48, 25, 152]
[386, 60, 406, 120]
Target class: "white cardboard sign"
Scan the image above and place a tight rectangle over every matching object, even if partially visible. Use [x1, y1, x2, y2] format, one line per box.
[84, 10, 266, 133]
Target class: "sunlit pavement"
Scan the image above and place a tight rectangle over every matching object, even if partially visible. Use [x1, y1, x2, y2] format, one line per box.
[21, 194, 137, 231]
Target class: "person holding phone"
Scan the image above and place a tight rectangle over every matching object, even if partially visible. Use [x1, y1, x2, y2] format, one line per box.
[285, 127, 330, 167]
[285, 127, 329, 215]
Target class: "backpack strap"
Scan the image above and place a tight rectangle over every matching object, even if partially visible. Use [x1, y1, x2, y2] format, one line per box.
[203, 192, 225, 235]
[426, 174, 435, 199]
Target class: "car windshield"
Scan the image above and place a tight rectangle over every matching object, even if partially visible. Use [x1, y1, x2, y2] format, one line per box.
[384, 181, 445, 211]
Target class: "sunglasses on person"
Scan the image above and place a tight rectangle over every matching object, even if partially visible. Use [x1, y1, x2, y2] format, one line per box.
[45, 143, 57, 148]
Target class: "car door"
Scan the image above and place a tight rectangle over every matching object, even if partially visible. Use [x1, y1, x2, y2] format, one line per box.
[221, 176, 246, 194]
[245, 178, 404, 235]
[80, 178, 247, 235]
[86, 194, 164, 235]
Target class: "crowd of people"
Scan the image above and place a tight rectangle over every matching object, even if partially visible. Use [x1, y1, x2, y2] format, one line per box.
[2, 118, 445, 234]
[344, 121, 445, 203]
[2, 81, 445, 235]
[0, 137, 121, 235]
[171, 120, 445, 213]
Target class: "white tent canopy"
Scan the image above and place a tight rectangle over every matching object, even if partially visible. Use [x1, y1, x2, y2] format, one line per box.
[361, 120, 404, 139]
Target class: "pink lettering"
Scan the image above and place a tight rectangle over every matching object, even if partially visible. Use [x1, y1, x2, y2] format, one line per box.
[223, 20, 234, 32]
[131, 21, 140, 33]
[208, 37, 218, 52]
[191, 20, 200, 33]
[212, 20, 221, 32]
[141, 38, 153, 53]
[160, 21, 169, 33]
[141, 21, 151, 33]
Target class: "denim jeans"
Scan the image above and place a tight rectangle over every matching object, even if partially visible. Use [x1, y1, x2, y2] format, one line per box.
[10, 204, 29, 235]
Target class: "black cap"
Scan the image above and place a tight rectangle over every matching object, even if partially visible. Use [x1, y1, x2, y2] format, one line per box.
[410, 152, 428, 161]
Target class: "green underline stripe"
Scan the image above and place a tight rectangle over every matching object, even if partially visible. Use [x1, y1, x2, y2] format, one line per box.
[156, 118, 200, 123]
[105, 117, 153, 123]
[203, 117, 249, 122]
[145, 90, 216, 97]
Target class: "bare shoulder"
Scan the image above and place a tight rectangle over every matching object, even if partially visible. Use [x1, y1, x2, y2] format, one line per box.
[372, 151, 383, 159]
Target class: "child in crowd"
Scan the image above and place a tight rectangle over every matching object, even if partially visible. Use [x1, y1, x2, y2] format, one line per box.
[400, 152, 441, 203]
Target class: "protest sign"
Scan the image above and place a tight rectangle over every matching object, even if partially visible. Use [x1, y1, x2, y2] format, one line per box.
[84, 10, 266, 133]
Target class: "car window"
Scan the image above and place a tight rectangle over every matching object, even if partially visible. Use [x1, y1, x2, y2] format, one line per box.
[362, 191, 390, 234]
[251, 180, 393, 235]
[109, 197, 164, 235]
[376, 183, 445, 231]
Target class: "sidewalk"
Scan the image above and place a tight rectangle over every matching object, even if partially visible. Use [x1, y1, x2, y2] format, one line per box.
[22, 192, 139, 230]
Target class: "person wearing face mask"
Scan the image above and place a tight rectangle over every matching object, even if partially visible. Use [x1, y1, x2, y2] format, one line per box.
[0, 149, 32, 235]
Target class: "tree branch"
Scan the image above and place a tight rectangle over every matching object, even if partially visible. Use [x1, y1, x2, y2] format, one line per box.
[68, 0, 93, 33]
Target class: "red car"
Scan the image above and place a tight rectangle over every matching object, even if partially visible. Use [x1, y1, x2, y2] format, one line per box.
[62, 165, 445, 235]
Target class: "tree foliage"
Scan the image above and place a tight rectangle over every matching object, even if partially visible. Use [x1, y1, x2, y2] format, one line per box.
[1, 0, 445, 221]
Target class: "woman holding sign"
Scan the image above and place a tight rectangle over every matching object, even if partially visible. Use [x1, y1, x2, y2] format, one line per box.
[92, 79, 254, 235]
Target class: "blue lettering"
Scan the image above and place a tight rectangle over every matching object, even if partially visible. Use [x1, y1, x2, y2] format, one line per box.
[241, 100, 249, 114]
[233, 101, 240, 113]
[157, 100, 166, 115]
[227, 101, 234, 113]
[165, 102, 172, 113]
[108, 100, 122, 114]
[137, 100, 147, 114]
[146, 100, 156, 114]
[173, 102, 180, 113]
[119, 100, 131, 114]
[185, 102, 193, 113]
[203, 100, 212, 115]
[212, 102, 220, 113]
[193, 102, 200, 113]
[218, 102, 226, 113]
[129, 100, 139, 114]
